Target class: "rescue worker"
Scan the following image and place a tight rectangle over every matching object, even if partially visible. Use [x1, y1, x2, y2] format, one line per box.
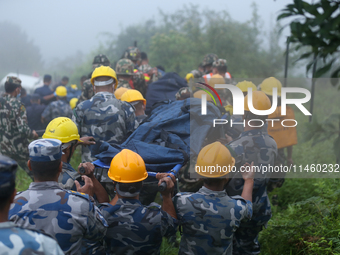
[41, 86, 72, 124]
[121, 89, 147, 123]
[34, 74, 56, 105]
[52, 76, 69, 91]
[0, 155, 64, 255]
[8, 139, 108, 254]
[0, 76, 38, 180]
[122, 46, 141, 68]
[42, 117, 106, 196]
[226, 91, 278, 255]
[73, 66, 137, 197]
[116, 58, 135, 89]
[99, 149, 178, 255]
[114, 87, 129, 100]
[174, 142, 254, 254]
[67, 84, 81, 102]
[78, 54, 111, 105]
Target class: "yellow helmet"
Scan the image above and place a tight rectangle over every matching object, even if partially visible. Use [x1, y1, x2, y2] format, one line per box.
[91, 66, 118, 89]
[185, 73, 194, 82]
[121, 89, 146, 106]
[114, 87, 129, 100]
[108, 149, 148, 183]
[55, 86, 67, 97]
[193, 90, 213, 102]
[70, 84, 78, 90]
[244, 91, 272, 111]
[259, 77, 282, 96]
[196, 142, 235, 178]
[42, 117, 82, 144]
[236, 81, 257, 93]
[208, 74, 225, 89]
[69, 98, 78, 109]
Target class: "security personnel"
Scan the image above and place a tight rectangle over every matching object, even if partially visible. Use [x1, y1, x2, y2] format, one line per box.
[73, 66, 137, 162]
[42, 118, 97, 191]
[41, 86, 72, 123]
[0, 154, 64, 255]
[26, 93, 46, 131]
[78, 54, 111, 105]
[34, 74, 56, 105]
[67, 84, 81, 102]
[226, 91, 278, 255]
[121, 89, 147, 123]
[8, 139, 108, 254]
[174, 142, 254, 255]
[116, 58, 135, 89]
[99, 149, 178, 255]
[211, 58, 232, 82]
[0, 76, 38, 180]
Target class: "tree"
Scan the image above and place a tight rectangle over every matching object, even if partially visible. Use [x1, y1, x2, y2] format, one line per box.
[0, 22, 43, 78]
[278, 0, 340, 79]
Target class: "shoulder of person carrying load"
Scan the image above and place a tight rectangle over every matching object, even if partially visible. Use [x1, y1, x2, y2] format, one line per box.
[267, 106, 297, 149]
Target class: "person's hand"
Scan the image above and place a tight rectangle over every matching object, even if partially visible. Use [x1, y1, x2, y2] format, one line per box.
[241, 162, 255, 181]
[32, 130, 39, 139]
[156, 173, 175, 196]
[78, 162, 95, 178]
[78, 136, 95, 147]
[287, 158, 294, 166]
[75, 175, 94, 197]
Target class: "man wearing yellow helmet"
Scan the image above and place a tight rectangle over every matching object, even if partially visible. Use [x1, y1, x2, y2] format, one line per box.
[42, 117, 108, 204]
[121, 89, 147, 123]
[226, 91, 278, 255]
[41, 86, 72, 124]
[173, 141, 254, 254]
[99, 149, 178, 254]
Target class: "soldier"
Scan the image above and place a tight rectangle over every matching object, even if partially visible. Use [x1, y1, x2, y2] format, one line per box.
[121, 89, 147, 123]
[173, 142, 254, 255]
[52, 76, 69, 91]
[66, 84, 81, 102]
[0, 76, 38, 180]
[41, 86, 72, 124]
[122, 46, 141, 68]
[116, 58, 134, 89]
[212, 58, 232, 82]
[202, 53, 219, 75]
[78, 54, 111, 105]
[99, 149, 178, 255]
[0, 154, 64, 255]
[8, 139, 108, 254]
[34, 74, 56, 105]
[72, 66, 137, 197]
[226, 91, 278, 255]
[26, 93, 46, 131]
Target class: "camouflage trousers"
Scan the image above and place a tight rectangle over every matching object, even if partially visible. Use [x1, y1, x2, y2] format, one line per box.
[233, 219, 267, 255]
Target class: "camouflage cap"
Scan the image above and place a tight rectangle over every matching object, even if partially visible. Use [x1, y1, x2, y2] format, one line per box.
[123, 46, 141, 62]
[176, 87, 192, 100]
[29, 139, 62, 162]
[202, 53, 218, 66]
[116, 58, 134, 76]
[92, 54, 110, 69]
[213, 58, 227, 67]
[6, 76, 21, 86]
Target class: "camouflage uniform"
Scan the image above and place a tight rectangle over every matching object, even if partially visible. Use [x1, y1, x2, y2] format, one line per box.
[0, 221, 64, 255]
[78, 54, 111, 105]
[100, 199, 178, 255]
[0, 78, 34, 179]
[173, 186, 252, 255]
[58, 162, 82, 191]
[226, 129, 277, 255]
[202, 53, 219, 68]
[72, 91, 138, 163]
[122, 46, 141, 65]
[138, 63, 152, 73]
[9, 181, 108, 254]
[116, 58, 134, 90]
[41, 99, 73, 123]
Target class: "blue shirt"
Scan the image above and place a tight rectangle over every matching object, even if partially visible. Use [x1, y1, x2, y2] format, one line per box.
[26, 103, 46, 131]
[34, 85, 55, 105]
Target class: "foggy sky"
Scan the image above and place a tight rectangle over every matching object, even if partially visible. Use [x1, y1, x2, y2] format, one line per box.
[0, 0, 295, 63]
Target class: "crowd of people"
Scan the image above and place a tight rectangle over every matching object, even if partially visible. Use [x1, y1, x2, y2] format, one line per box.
[0, 46, 297, 255]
